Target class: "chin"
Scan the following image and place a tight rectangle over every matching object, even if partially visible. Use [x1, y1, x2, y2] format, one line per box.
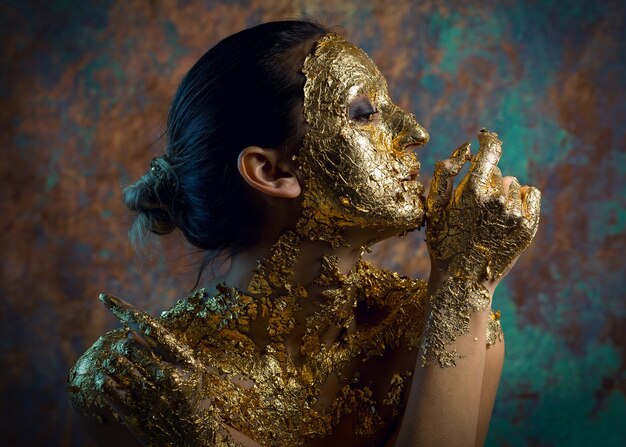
[362, 207, 426, 242]
[396, 212, 426, 236]
[389, 196, 426, 230]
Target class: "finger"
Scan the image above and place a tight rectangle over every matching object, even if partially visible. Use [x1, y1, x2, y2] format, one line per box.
[521, 186, 541, 232]
[110, 337, 161, 379]
[502, 176, 516, 197]
[504, 177, 523, 219]
[98, 373, 150, 443]
[476, 165, 506, 206]
[99, 293, 196, 366]
[489, 166, 505, 196]
[130, 330, 151, 349]
[427, 142, 471, 215]
[103, 353, 156, 395]
[96, 372, 134, 417]
[469, 129, 502, 187]
[124, 338, 184, 390]
[116, 336, 175, 383]
[127, 330, 167, 362]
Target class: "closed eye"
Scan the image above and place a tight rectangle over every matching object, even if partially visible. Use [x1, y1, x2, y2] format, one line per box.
[349, 96, 379, 124]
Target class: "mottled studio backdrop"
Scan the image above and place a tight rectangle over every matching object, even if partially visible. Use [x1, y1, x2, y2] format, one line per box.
[1, 0, 624, 445]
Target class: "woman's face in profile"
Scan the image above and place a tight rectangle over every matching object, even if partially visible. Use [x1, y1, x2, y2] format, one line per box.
[300, 35, 430, 235]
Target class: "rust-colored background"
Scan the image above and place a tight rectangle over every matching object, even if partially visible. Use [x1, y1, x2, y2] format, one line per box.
[1, 1, 624, 445]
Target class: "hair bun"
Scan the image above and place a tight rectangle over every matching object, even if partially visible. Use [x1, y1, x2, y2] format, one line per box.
[123, 154, 179, 245]
[149, 155, 177, 188]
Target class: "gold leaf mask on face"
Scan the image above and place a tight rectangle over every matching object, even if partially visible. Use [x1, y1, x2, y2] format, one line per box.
[296, 34, 430, 246]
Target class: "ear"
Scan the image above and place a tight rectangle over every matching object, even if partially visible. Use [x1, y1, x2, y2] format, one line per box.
[237, 146, 302, 199]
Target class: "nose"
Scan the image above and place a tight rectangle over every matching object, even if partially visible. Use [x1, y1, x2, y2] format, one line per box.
[391, 109, 429, 150]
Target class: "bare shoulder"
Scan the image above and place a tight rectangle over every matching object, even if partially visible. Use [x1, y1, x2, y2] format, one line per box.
[159, 286, 257, 344]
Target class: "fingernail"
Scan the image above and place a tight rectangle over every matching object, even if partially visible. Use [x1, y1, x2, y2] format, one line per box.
[99, 293, 138, 329]
[99, 293, 118, 309]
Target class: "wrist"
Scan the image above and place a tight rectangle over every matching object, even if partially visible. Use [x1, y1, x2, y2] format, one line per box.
[427, 272, 447, 297]
[427, 259, 450, 295]
[428, 260, 499, 298]
[420, 276, 492, 368]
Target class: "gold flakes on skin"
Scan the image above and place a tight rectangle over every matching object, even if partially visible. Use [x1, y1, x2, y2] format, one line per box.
[298, 34, 429, 247]
[426, 130, 541, 283]
[67, 35, 518, 446]
[421, 129, 540, 366]
[68, 261, 433, 445]
[486, 310, 504, 348]
[330, 385, 383, 436]
[382, 371, 412, 417]
[420, 278, 491, 367]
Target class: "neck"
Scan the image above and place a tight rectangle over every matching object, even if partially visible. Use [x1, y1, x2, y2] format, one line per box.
[208, 227, 390, 354]
[215, 227, 382, 295]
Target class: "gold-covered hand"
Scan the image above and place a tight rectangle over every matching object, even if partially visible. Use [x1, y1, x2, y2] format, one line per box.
[426, 129, 541, 283]
[96, 294, 217, 446]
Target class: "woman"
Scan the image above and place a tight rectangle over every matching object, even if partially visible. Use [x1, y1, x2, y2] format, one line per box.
[68, 20, 541, 446]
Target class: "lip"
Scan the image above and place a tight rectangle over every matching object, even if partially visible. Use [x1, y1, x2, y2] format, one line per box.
[401, 171, 419, 181]
[405, 143, 425, 152]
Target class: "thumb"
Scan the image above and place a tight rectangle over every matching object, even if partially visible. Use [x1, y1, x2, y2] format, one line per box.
[427, 142, 471, 216]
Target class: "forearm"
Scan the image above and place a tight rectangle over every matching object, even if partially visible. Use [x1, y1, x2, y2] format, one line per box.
[402, 127, 538, 446]
[396, 276, 494, 446]
[475, 333, 504, 446]
[397, 309, 489, 445]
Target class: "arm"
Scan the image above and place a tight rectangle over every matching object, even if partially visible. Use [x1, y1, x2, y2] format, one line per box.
[386, 307, 504, 447]
[476, 330, 504, 446]
[397, 274, 493, 446]
[73, 408, 142, 447]
[73, 396, 259, 447]
[396, 130, 540, 446]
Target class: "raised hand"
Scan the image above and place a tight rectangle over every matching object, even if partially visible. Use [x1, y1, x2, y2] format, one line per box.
[426, 129, 541, 283]
[96, 294, 218, 446]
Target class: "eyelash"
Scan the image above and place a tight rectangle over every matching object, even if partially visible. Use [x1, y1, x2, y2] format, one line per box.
[353, 110, 379, 123]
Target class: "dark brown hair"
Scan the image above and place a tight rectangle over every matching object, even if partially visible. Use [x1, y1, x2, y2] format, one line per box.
[123, 21, 328, 257]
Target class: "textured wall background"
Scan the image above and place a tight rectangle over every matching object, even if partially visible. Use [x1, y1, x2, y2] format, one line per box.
[1, 0, 624, 445]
